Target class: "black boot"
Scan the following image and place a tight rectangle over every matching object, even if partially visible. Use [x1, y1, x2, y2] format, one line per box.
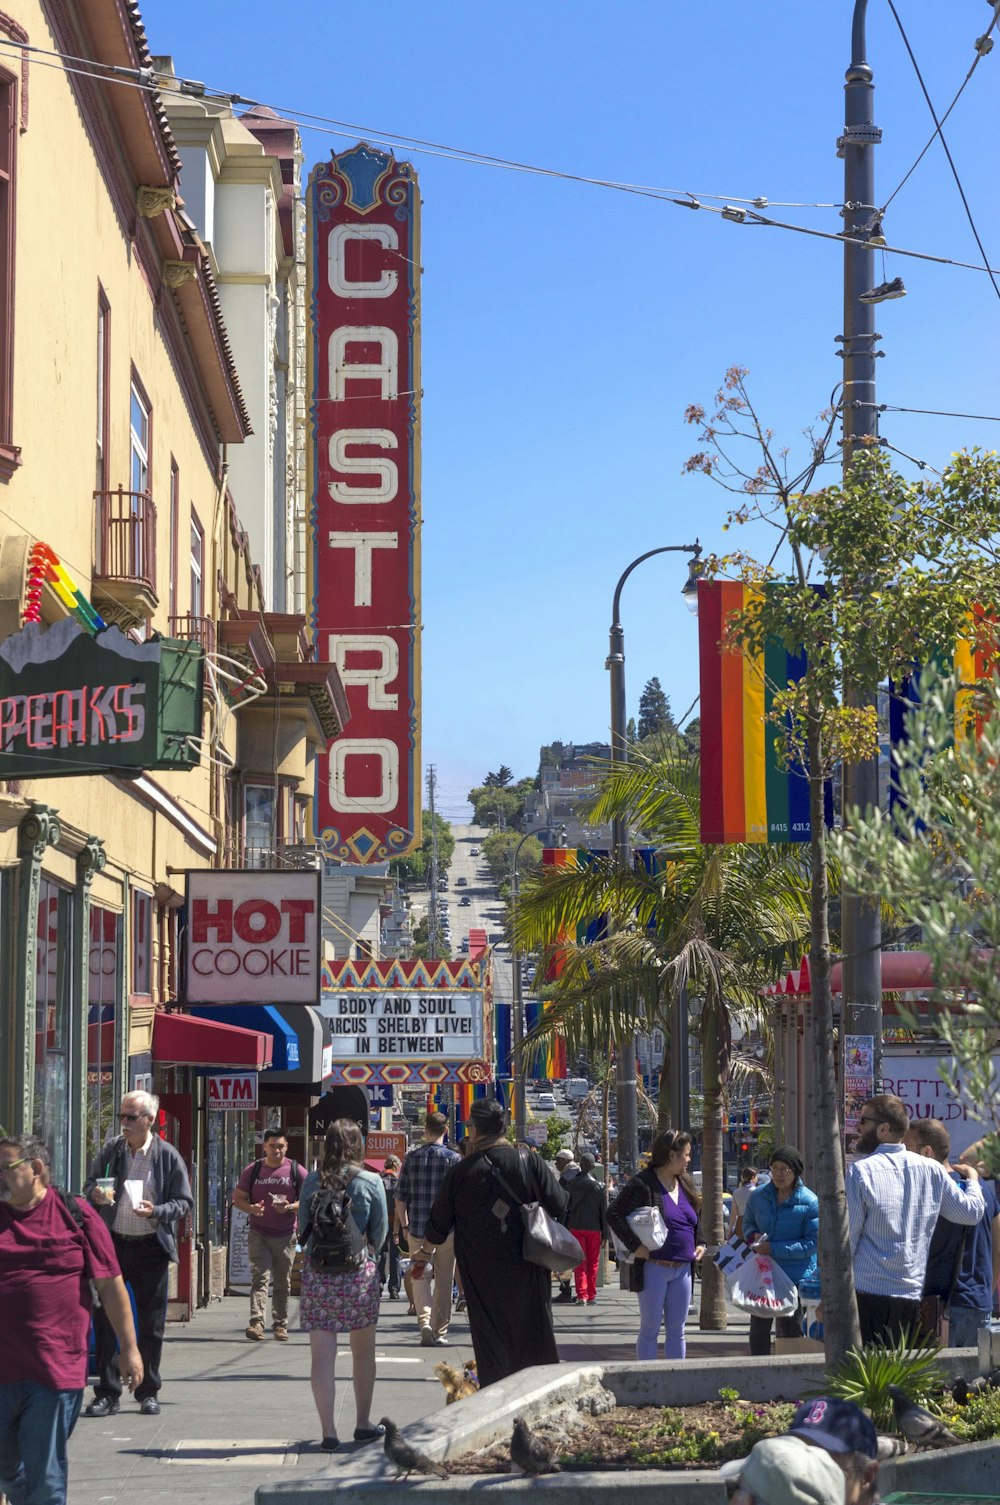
[553, 1279, 576, 1304]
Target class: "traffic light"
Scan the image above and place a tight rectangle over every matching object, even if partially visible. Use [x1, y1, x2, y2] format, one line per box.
[740, 1141, 750, 1155]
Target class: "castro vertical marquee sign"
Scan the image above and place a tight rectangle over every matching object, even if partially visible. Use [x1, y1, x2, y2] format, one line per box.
[308, 144, 421, 864]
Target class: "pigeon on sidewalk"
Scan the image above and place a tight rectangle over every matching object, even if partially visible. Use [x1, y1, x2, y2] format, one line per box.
[380, 1417, 449, 1479]
[888, 1386, 959, 1448]
[510, 1416, 561, 1476]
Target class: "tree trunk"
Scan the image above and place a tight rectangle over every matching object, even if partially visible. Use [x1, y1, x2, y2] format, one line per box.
[807, 713, 861, 1365]
[698, 999, 729, 1330]
[657, 1015, 672, 1130]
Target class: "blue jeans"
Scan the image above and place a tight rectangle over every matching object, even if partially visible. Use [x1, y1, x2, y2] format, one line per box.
[0, 1382, 82, 1505]
[946, 1305, 992, 1348]
[636, 1261, 692, 1360]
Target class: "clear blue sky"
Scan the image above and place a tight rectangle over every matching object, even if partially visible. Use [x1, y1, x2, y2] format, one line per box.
[141, 0, 1000, 822]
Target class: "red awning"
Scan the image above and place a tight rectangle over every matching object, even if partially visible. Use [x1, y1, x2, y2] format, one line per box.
[153, 1011, 273, 1070]
[87, 1019, 115, 1066]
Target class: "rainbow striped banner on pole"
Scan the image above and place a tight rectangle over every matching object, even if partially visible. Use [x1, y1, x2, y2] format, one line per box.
[698, 580, 825, 845]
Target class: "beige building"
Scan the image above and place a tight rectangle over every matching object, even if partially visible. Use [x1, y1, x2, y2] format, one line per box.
[0, 1, 346, 1311]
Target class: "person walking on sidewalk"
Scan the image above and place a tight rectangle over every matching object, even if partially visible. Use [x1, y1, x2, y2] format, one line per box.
[232, 1127, 307, 1342]
[396, 1111, 460, 1346]
[297, 1119, 387, 1452]
[564, 1152, 607, 1305]
[607, 1129, 705, 1360]
[377, 1155, 401, 1299]
[742, 1145, 818, 1356]
[82, 1091, 193, 1418]
[0, 1135, 143, 1505]
[552, 1148, 581, 1303]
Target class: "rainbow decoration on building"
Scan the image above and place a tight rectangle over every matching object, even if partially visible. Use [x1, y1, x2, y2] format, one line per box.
[698, 579, 826, 845]
[24, 542, 106, 633]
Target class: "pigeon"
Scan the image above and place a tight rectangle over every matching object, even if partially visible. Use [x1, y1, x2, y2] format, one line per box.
[510, 1415, 561, 1476]
[952, 1374, 988, 1406]
[888, 1385, 960, 1448]
[380, 1417, 448, 1479]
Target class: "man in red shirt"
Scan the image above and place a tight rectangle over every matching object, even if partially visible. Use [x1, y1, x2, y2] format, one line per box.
[232, 1128, 306, 1341]
[0, 1134, 141, 1505]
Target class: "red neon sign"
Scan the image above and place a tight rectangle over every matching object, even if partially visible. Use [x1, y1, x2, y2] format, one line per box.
[308, 144, 421, 864]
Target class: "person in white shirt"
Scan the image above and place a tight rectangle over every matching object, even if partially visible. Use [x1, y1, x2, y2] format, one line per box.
[728, 1166, 759, 1239]
[846, 1094, 983, 1345]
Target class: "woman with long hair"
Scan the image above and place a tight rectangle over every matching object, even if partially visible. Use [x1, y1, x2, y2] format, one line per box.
[297, 1119, 387, 1452]
[607, 1129, 705, 1360]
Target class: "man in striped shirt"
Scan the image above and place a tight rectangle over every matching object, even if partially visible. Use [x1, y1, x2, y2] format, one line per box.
[846, 1093, 984, 1345]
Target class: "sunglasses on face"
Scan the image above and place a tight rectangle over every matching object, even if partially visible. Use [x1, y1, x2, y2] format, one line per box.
[119, 1112, 146, 1122]
[0, 1157, 28, 1173]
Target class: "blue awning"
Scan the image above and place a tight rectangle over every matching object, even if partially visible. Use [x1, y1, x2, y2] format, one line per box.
[188, 1005, 300, 1072]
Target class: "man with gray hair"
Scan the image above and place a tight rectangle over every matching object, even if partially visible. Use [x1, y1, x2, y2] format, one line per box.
[83, 1090, 193, 1417]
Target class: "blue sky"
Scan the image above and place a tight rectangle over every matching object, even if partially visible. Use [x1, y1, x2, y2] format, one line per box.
[141, 0, 1000, 822]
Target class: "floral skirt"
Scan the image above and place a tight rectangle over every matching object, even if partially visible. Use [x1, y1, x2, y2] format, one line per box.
[299, 1255, 380, 1332]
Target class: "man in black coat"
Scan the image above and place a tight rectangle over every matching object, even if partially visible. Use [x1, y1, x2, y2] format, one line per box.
[563, 1152, 607, 1304]
[82, 1090, 193, 1417]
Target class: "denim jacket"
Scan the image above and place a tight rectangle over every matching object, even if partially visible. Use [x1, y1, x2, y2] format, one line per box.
[742, 1179, 819, 1285]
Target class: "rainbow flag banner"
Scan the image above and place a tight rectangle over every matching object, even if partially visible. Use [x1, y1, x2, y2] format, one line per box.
[889, 608, 995, 810]
[698, 580, 824, 845]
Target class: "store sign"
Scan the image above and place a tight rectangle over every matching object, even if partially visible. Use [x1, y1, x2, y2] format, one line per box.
[882, 1053, 1000, 1158]
[0, 618, 202, 776]
[185, 871, 322, 1005]
[308, 143, 421, 865]
[321, 988, 485, 1060]
[208, 1072, 258, 1110]
[366, 1130, 407, 1162]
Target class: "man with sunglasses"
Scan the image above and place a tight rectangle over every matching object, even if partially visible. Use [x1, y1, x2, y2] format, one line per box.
[0, 1134, 142, 1505]
[82, 1091, 193, 1417]
[846, 1093, 984, 1345]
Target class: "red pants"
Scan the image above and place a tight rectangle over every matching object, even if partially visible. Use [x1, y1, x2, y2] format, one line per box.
[572, 1228, 602, 1302]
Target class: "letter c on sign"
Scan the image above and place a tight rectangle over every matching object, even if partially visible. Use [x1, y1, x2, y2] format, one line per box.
[330, 739, 399, 814]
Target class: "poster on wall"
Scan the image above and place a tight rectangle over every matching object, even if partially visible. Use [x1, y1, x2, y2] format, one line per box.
[881, 1052, 1000, 1158]
[228, 1208, 251, 1289]
[307, 143, 422, 865]
[844, 1034, 875, 1138]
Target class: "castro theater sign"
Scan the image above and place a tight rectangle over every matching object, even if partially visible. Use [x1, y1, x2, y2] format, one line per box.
[185, 871, 321, 1005]
[307, 143, 421, 866]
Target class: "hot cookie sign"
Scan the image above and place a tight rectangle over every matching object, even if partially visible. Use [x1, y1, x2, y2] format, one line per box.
[308, 144, 421, 864]
[185, 871, 321, 1005]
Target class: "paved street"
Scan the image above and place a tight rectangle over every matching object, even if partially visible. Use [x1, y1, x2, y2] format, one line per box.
[68, 1281, 751, 1503]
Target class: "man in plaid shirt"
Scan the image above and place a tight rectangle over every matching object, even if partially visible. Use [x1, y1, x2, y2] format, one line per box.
[397, 1111, 460, 1345]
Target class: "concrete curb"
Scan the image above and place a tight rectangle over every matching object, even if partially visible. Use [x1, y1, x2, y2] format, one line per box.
[255, 1350, 988, 1504]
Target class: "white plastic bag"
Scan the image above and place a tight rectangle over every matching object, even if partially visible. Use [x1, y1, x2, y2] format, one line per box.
[626, 1204, 668, 1250]
[727, 1253, 799, 1317]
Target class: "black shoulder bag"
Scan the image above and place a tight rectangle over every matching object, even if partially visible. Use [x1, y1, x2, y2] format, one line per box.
[486, 1150, 584, 1272]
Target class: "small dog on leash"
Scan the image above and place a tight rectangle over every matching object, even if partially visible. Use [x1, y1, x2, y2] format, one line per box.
[434, 1360, 479, 1403]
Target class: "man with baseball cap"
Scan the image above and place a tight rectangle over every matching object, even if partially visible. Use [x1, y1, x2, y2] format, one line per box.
[787, 1398, 880, 1505]
[718, 1435, 845, 1505]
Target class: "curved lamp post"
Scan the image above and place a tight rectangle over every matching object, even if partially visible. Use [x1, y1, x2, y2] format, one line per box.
[606, 543, 702, 1176]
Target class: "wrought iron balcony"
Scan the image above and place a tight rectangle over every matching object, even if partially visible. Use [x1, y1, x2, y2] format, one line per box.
[168, 614, 217, 656]
[92, 486, 158, 628]
[231, 841, 323, 871]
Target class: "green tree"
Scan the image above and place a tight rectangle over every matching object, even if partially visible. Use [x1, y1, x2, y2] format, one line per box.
[841, 667, 1000, 1134]
[410, 913, 451, 960]
[685, 366, 1000, 1361]
[484, 765, 514, 788]
[481, 829, 542, 889]
[390, 810, 455, 885]
[467, 784, 523, 830]
[637, 677, 674, 740]
[514, 745, 811, 1329]
[682, 717, 701, 755]
[626, 717, 638, 746]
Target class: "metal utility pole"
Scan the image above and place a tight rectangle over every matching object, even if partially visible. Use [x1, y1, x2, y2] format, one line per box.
[510, 834, 532, 1143]
[427, 765, 440, 956]
[839, 0, 883, 1095]
[607, 543, 702, 1177]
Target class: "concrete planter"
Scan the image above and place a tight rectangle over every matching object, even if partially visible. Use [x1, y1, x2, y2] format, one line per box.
[255, 1350, 995, 1505]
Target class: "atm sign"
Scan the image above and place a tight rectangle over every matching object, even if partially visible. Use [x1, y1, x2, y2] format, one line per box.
[208, 1073, 258, 1110]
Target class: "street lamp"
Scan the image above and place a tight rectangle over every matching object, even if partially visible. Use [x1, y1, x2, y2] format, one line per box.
[509, 824, 565, 1143]
[840, 0, 882, 1088]
[606, 543, 702, 1177]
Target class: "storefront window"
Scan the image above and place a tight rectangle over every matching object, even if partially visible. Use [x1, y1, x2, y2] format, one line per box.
[132, 889, 151, 996]
[35, 878, 75, 1186]
[244, 784, 275, 868]
[87, 905, 121, 1164]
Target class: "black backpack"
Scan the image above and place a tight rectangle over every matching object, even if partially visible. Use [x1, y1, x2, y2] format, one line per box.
[303, 1172, 367, 1274]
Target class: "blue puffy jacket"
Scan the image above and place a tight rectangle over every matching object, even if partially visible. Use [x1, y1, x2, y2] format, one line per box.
[742, 1180, 819, 1285]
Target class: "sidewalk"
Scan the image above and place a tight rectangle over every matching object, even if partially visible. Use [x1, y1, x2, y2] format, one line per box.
[67, 1281, 752, 1504]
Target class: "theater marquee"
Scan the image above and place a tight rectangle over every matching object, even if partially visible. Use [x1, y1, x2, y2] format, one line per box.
[308, 143, 421, 865]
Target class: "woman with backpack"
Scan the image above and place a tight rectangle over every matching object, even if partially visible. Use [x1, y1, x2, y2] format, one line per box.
[297, 1119, 388, 1452]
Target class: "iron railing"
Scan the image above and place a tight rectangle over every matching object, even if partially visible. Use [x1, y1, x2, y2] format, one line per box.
[94, 486, 157, 594]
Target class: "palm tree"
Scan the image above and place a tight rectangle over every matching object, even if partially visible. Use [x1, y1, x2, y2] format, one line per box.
[514, 746, 812, 1328]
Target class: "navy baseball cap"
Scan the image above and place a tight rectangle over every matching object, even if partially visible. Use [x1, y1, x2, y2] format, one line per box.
[789, 1398, 878, 1460]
